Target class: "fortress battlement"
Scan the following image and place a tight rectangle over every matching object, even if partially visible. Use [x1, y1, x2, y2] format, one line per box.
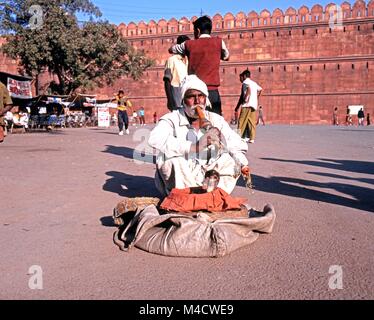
[1, 0, 373, 124]
[118, 0, 374, 38]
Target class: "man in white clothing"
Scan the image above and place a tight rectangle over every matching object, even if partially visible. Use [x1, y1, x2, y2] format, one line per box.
[148, 75, 249, 197]
[235, 70, 263, 143]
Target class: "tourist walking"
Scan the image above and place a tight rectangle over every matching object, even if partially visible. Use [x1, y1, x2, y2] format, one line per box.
[112, 90, 132, 135]
[257, 106, 265, 126]
[358, 108, 365, 126]
[236, 70, 263, 143]
[333, 107, 339, 125]
[138, 107, 145, 126]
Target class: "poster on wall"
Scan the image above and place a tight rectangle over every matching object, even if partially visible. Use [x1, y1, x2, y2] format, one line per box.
[348, 105, 364, 115]
[7, 77, 33, 99]
[98, 107, 110, 128]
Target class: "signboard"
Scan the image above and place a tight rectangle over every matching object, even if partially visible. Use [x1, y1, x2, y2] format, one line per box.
[96, 102, 117, 109]
[83, 97, 96, 107]
[86, 97, 96, 104]
[348, 105, 364, 115]
[47, 97, 62, 104]
[7, 77, 32, 99]
[97, 107, 110, 128]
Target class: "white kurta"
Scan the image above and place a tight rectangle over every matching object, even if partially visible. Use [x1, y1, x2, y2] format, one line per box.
[148, 109, 248, 196]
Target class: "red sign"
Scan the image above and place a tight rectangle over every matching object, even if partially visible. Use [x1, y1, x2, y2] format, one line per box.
[7, 77, 32, 99]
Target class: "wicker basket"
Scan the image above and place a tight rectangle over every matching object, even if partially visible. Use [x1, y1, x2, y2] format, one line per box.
[113, 197, 161, 226]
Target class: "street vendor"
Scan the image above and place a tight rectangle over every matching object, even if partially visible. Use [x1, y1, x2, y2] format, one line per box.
[148, 74, 249, 197]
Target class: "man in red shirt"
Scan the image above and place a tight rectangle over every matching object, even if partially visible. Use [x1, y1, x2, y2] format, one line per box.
[169, 16, 229, 116]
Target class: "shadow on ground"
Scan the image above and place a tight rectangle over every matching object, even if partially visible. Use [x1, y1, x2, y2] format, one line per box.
[97, 132, 122, 135]
[101, 171, 161, 227]
[238, 172, 374, 213]
[337, 128, 374, 132]
[102, 170, 161, 198]
[100, 216, 117, 227]
[245, 157, 374, 212]
[8, 129, 66, 135]
[261, 157, 374, 176]
[102, 145, 156, 164]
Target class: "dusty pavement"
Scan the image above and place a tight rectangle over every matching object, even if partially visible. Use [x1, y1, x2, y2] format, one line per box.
[0, 124, 373, 300]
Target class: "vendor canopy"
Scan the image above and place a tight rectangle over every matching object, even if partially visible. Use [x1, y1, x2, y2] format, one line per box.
[66, 94, 110, 108]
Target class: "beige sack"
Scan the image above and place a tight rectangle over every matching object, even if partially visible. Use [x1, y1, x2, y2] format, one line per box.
[113, 204, 276, 258]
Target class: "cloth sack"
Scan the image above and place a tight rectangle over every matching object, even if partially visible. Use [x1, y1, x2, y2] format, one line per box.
[113, 204, 276, 258]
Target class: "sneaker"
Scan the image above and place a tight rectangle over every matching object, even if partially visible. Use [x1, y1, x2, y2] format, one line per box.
[249, 139, 255, 144]
[125, 129, 130, 135]
[118, 131, 124, 136]
[244, 138, 250, 142]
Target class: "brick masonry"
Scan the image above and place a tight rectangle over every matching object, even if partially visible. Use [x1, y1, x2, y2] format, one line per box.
[1, 0, 373, 124]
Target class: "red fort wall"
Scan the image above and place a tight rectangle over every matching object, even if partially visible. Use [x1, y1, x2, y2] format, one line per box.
[1, 0, 374, 124]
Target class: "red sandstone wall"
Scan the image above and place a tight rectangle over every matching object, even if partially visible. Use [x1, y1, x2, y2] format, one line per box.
[1, 0, 374, 124]
[0, 38, 19, 74]
[97, 0, 374, 124]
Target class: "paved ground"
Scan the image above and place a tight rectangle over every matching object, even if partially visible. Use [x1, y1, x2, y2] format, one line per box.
[0, 124, 373, 300]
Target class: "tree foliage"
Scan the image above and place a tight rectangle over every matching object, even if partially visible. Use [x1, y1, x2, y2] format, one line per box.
[0, 0, 154, 95]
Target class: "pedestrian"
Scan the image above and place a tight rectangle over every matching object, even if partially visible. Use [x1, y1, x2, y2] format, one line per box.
[333, 107, 339, 125]
[4, 110, 13, 135]
[112, 90, 132, 135]
[132, 110, 138, 126]
[138, 107, 145, 126]
[347, 114, 353, 126]
[358, 108, 365, 126]
[168, 15, 230, 116]
[234, 72, 244, 124]
[236, 70, 263, 143]
[0, 82, 13, 143]
[257, 106, 265, 126]
[111, 113, 117, 126]
[164, 35, 190, 111]
[345, 106, 351, 126]
[367, 113, 371, 126]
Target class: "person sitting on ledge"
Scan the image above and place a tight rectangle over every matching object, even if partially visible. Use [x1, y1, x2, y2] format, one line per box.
[148, 74, 249, 198]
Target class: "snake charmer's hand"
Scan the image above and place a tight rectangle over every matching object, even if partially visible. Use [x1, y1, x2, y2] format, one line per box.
[190, 127, 222, 153]
[205, 127, 221, 148]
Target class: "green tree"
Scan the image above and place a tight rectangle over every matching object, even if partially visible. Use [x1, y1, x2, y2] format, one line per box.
[0, 0, 153, 95]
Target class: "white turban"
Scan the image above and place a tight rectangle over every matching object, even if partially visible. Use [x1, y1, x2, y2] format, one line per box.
[180, 74, 211, 107]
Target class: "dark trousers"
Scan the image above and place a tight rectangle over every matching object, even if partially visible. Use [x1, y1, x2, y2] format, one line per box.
[207, 89, 222, 116]
[118, 110, 129, 131]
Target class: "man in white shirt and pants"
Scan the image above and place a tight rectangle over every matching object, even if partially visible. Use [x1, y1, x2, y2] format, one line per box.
[236, 70, 263, 143]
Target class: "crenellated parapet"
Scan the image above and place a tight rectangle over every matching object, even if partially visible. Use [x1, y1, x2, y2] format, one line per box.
[119, 0, 374, 37]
